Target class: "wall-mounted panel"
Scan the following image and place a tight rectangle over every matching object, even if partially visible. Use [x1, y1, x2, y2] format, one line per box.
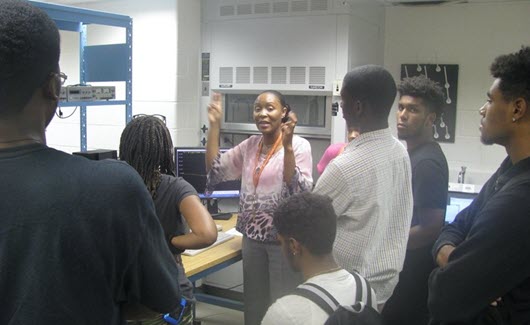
[85, 44, 129, 82]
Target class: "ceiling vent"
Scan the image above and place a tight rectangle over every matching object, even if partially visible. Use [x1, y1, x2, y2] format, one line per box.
[220, 5, 235, 16]
[290, 67, 306, 84]
[219, 67, 233, 84]
[236, 67, 251, 84]
[272, 1, 289, 13]
[381, 0, 460, 5]
[309, 66, 326, 85]
[311, 0, 328, 11]
[237, 3, 253, 15]
[253, 67, 269, 84]
[254, 2, 271, 14]
[271, 67, 287, 84]
[292, 0, 309, 12]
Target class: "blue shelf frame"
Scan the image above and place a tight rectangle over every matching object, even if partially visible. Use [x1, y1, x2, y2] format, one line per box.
[30, 1, 133, 151]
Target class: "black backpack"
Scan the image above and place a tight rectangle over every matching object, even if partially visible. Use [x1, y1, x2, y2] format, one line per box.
[293, 272, 385, 325]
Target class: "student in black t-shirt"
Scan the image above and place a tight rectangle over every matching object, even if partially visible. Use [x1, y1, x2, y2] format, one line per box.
[120, 115, 218, 325]
[0, 1, 182, 324]
[383, 75, 448, 325]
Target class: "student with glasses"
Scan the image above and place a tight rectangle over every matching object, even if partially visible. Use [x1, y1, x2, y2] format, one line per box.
[120, 115, 218, 325]
[53, 71, 68, 85]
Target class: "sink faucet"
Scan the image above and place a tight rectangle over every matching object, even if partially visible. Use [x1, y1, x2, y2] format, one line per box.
[457, 166, 467, 184]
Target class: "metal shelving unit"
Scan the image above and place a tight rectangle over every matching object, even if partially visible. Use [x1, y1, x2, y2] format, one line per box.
[30, 1, 133, 151]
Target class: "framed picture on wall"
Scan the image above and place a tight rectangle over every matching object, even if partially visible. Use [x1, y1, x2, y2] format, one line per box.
[400, 64, 459, 143]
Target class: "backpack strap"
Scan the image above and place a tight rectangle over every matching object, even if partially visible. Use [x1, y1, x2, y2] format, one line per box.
[350, 271, 373, 308]
[293, 283, 339, 316]
[343, 302, 366, 314]
[293, 271, 375, 315]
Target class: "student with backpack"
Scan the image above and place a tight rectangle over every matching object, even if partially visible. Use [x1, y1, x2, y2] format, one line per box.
[261, 192, 382, 325]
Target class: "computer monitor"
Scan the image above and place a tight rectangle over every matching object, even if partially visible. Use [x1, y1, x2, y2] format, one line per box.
[445, 191, 477, 224]
[174, 147, 241, 199]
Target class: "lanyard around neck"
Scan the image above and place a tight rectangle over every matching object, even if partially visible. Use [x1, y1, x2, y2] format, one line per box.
[253, 135, 282, 189]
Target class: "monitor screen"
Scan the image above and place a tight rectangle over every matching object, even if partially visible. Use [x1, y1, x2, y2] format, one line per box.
[445, 191, 477, 223]
[175, 147, 241, 198]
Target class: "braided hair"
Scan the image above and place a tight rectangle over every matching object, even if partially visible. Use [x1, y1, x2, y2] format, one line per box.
[119, 116, 175, 198]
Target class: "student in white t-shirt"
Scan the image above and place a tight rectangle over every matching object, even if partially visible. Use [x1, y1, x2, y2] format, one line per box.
[261, 192, 378, 325]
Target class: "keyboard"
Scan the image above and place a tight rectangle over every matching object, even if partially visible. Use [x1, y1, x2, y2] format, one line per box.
[182, 231, 235, 256]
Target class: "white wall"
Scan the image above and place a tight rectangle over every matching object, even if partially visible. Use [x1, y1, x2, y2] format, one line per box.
[44, 0, 202, 153]
[336, 2, 386, 144]
[349, 2, 385, 69]
[177, 0, 202, 147]
[384, 1, 530, 184]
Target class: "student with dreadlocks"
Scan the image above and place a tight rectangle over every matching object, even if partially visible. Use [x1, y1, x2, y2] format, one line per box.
[119, 115, 218, 325]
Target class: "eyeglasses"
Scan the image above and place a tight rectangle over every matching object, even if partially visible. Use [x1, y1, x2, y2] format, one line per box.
[52, 72, 68, 86]
[132, 113, 167, 124]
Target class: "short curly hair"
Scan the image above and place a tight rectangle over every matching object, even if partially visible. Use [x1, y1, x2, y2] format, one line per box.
[490, 46, 530, 104]
[0, 0, 60, 117]
[273, 192, 336, 256]
[398, 75, 445, 118]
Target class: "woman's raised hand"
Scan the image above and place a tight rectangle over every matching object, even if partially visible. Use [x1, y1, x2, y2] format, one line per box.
[208, 92, 223, 126]
[281, 111, 297, 150]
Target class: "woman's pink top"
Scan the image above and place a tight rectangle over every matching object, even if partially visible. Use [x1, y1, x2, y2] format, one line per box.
[206, 135, 313, 242]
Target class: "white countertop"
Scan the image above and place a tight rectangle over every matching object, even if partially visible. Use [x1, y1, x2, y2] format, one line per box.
[448, 182, 481, 194]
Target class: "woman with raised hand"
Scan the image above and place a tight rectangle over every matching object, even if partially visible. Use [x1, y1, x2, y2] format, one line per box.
[120, 115, 218, 325]
[205, 91, 313, 325]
